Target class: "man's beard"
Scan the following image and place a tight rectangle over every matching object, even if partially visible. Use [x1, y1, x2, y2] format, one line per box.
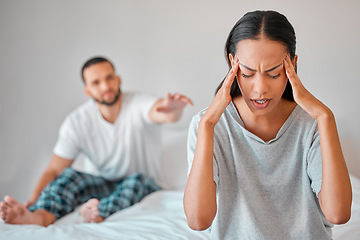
[93, 88, 121, 106]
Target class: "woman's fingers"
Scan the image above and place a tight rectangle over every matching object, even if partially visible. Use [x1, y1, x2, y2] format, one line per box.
[284, 55, 294, 81]
[203, 56, 240, 125]
[201, 54, 241, 126]
[284, 54, 308, 101]
[284, 54, 328, 119]
[284, 54, 303, 90]
[223, 56, 240, 91]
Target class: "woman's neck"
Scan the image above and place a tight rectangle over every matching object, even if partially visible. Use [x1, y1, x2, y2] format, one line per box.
[233, 97, 296, 142]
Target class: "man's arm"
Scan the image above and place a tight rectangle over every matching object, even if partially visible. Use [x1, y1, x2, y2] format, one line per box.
[148, 93, 193, 124]
[25, 154, 73, 208]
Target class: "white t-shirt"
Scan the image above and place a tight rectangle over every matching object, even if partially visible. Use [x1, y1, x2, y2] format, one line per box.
[54, 92, 161, 181]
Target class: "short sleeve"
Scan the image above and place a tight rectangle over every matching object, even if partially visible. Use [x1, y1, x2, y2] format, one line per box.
[187, 116, 198, 176]
[306, 126, 323, 197]
[53, 117, 80, 160]
[187, 113, 219, 185]
[213, 155, 220, 185]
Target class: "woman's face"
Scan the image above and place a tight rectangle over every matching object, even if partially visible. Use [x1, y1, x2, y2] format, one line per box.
[232, 37, 293, 116]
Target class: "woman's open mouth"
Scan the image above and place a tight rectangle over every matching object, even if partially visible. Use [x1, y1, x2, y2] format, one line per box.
[251, 98, 271, 109]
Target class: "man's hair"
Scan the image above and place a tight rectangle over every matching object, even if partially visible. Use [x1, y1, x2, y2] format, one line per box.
[81, 57, 115, 83]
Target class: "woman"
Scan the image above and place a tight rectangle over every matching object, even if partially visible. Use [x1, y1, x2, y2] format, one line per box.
[183, 10, 352, 239]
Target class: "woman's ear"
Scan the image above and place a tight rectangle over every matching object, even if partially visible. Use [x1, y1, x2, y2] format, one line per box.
[292, 54, 298, 67]
[229, 53, 234, 67]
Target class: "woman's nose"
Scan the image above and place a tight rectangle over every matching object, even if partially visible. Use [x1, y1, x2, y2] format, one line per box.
[253, 76, 268, 94]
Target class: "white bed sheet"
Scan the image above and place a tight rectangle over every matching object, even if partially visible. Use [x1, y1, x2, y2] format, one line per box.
[0, 190, 210, 240]
[1, 176, 359, 240]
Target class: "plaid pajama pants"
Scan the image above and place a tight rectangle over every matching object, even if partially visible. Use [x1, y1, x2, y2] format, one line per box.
[28, 168, 161, 219]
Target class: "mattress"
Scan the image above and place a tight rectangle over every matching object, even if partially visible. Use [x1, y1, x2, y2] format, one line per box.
[1, 175, 359, 240]
[1, 126, 359, 239]
[0, 190, 210, 240]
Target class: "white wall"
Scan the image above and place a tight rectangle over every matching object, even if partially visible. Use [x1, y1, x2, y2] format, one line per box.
[1, 0, 359, 202]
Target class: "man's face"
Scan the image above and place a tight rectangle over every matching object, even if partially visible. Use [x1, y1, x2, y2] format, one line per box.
[83, 62, 121, 106]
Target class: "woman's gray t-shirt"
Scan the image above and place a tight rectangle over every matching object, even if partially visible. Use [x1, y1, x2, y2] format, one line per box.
[187, 102, 332, 240]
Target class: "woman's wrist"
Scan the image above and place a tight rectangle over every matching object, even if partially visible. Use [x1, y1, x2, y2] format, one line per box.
[315, 105, 334, 122]
[199, 116, 218, 129]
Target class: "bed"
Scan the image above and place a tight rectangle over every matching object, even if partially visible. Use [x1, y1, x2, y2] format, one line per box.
[0, 127, 359, 240]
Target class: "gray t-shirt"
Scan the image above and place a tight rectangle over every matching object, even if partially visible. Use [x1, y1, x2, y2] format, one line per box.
[187, 102, 332, 240]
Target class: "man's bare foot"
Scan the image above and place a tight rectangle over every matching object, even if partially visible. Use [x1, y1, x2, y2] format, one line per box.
[79, 199, 104, 223]
[0, 195, 43, 225]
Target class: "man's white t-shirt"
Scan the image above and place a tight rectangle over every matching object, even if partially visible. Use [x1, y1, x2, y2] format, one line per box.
[54, 92, 161, 181]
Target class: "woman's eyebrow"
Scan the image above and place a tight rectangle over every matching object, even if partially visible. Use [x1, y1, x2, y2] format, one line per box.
[264, 63, 283, 73]
[239, 63, 283, 72]
[239, 63, 256, 71]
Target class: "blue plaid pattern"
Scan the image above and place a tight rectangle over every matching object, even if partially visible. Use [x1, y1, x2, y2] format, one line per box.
[29, 168, 161, 219]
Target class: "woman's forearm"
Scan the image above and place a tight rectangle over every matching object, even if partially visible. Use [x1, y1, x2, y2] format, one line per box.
[317, 109, 352, 224]
[184, 57, 239, 230]
[184, 119, 217, 230]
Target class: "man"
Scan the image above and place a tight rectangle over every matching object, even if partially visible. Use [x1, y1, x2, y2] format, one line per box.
[0, 57, 193, 226]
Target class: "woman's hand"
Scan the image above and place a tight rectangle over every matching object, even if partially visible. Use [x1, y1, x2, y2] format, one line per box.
[285, 54, 352, 224]
[184, 56, 240, 230]
[203, 56, 240, 126]
[284, 54, 331, 119]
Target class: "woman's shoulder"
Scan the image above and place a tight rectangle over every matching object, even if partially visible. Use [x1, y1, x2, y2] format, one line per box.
[189, 104, 242, 138]
[292, 105, 317, 124]
[192, 102, 241, 121]
[189, 107, 208, 127]
[288, 105, 319, 136]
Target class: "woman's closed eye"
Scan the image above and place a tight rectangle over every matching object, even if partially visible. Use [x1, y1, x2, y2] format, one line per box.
[241, 73, 281, 79]
[241, 73, 254, 78]
[268, 73, 281, 79]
